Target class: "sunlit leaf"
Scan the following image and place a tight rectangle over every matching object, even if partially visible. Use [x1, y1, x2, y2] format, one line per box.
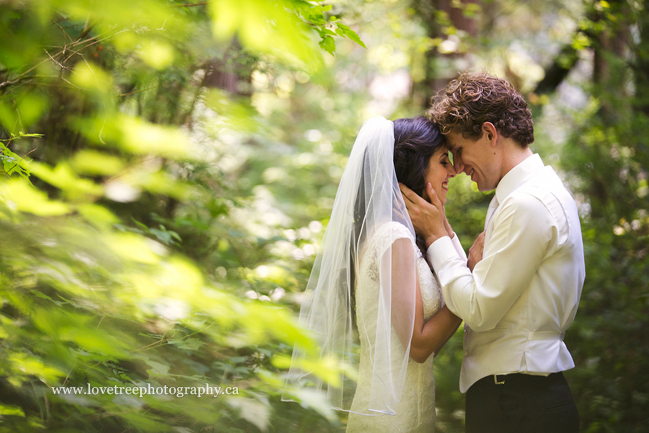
[0, 404, 25, 417]
[271, 353, 348, 387]
[76, 203, 120, 230]
[71, 61, 113, 99]
[319, 36, 335, 55]
[0, 179, 71, 216]
[228, 397, 270, 431]
[103, 232, 160, 264]
[30, 162, 103, 199]
[69, 150, 124, 176]
[335, 23, 367, 49]
[145, 360, 170, 377]
[8, 352, 65, 386]
[209, 0, 323, 71]
[117, 116, 190, 158]
[137, 40, 175, 70]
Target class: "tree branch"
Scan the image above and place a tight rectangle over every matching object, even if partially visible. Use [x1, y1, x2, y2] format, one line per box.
[533, 43, 580, 96]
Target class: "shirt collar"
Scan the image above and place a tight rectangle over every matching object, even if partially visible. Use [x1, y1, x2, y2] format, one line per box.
[495, 153, 544, 204]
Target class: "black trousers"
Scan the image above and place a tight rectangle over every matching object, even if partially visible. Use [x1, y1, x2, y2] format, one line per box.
[465, 372, 579, 433]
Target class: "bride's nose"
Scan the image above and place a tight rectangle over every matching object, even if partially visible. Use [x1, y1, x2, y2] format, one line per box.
[447, 163, 457, 178]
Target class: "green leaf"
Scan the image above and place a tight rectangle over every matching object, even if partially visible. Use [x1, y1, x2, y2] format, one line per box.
[209, 0, 324, 70]
[0, 404, 25, 417]
[76, 203, 120, 230]
[319, 36, 336, 55]
[146, 360, 170, 376]
[0, 179, 71, 216]
[341, 27, 366, 49]
[168, 338, 204, 350]
[69, 150, 124, 176]
[30, 290, 66, 307]
[228, 398, 270, 431]
[30, 162, 103, 200]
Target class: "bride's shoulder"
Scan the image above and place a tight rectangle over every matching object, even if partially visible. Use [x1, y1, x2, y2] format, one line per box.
[370, 221, 415, 248]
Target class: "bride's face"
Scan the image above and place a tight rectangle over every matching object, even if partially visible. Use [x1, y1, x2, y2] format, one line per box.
[422, 147, 456, 205]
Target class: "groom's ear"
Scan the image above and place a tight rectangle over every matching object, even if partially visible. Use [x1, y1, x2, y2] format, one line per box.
[482, 122, 498, 146]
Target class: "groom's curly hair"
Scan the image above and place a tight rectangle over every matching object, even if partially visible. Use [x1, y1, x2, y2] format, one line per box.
[428, 72, 534, 147]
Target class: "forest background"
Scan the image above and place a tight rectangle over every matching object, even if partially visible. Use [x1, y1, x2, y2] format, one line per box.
[0, 0, 647, 432]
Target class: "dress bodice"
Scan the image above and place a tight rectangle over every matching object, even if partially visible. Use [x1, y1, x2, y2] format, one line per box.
[417, 247, 444, 321]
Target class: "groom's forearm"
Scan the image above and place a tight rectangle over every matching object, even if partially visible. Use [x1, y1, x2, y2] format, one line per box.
[426, 236, 470, 318]
[428, 196, 553, 331]
[429, 234, 511, 331]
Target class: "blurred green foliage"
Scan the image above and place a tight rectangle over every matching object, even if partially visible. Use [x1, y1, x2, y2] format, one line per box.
[0, 0, 363, 431]
[0, 0, 647, 432]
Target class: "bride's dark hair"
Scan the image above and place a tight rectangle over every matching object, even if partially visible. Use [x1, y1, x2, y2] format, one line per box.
[393, 116, 446, 253]
[393, 116, 445, 197]
[352, 116, 445, 259]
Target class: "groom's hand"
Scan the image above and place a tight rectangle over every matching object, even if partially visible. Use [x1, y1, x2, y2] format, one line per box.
[400, 182, 448, 248]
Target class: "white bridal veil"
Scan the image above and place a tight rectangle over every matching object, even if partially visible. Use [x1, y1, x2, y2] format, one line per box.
[283, 116, 418, 415]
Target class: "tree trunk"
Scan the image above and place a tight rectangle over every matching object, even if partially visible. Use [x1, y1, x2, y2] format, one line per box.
[203, 39, 253, 97]
[412, 0, 481, 108]
[634, 0, 649, 115]
[533, 43, 579, 96]
[589, 0, 629, 123]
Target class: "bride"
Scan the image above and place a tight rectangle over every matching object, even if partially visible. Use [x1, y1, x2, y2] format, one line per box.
[284, 116, 465, 432]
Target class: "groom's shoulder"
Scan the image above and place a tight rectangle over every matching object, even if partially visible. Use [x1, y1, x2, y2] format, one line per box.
[510, 169, 579, 235]
[501, 170, 568, 214]
[516, 166, 573, 201]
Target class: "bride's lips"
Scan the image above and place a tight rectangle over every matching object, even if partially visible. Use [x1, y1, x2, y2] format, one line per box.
[468, 168, 475, 181]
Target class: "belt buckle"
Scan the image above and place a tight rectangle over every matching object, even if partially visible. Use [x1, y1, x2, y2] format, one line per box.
[494, 374, 506, 385]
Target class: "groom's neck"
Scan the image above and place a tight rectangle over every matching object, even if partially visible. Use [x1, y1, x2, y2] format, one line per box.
[499, 139, 534, 180]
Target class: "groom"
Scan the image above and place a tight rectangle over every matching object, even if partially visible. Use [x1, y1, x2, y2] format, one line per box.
[400, 72, 585, 433]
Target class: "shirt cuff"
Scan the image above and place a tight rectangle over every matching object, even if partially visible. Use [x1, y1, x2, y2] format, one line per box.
[426, 236, 460, 271]
[451, 232, 467, 261]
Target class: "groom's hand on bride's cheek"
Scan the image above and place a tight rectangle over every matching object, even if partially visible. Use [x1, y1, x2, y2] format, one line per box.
[399, 182, 447, 248]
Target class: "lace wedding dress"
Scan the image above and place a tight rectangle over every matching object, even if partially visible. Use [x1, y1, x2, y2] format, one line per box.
[346, 221, 444, 433]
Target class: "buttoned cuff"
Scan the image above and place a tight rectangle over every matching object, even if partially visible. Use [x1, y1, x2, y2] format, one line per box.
[426, 235, 460, 271]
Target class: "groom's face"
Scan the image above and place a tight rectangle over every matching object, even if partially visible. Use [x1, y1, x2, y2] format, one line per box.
[446, 130, 498, 191]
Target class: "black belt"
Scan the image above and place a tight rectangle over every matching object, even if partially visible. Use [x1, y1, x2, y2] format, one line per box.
[476, 372, 565, 387]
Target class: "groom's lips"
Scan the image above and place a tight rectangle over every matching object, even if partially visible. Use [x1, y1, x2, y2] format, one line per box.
[468, 168, 475, 181]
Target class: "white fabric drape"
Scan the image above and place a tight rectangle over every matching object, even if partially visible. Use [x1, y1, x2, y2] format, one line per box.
[282, 117, 418, 415]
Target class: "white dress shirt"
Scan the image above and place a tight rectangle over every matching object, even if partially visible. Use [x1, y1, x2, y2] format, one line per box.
[427, 154, 585, 392]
